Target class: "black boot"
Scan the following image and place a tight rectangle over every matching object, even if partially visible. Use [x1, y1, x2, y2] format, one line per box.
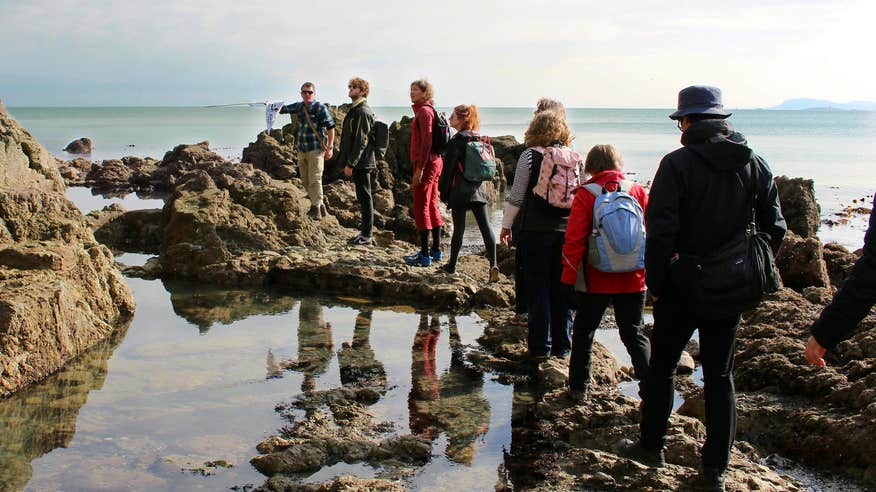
[615, 438, 666, 468]
[692, 468, 726, 491]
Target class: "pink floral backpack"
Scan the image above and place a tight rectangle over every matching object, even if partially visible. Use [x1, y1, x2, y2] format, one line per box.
[530, 146, 584, 210]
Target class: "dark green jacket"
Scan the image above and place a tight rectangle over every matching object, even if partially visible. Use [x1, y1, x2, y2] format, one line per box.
[338, 99, 376, 171]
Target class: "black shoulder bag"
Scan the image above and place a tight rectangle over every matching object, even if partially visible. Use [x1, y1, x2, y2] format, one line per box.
[688, 162, 781, 316]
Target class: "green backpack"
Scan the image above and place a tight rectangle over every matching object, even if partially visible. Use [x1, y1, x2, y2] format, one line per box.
[462, 136, 497, 183]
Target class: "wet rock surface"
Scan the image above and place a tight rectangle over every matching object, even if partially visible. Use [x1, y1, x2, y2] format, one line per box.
[0, 103, 134, 397]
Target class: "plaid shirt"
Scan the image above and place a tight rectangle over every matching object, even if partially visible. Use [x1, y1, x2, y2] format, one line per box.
[281, 101, 336, 153]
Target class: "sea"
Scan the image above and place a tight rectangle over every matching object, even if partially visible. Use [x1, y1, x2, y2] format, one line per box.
[7, 105, 874, 250]
[1, 106, 871, 491]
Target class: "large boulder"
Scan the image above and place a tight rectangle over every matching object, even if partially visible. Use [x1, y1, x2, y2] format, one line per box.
[63, 137, 93, 154]
[775, 176, 820, 238]
[241, 128, 298, 180]
[0, 101, 134, 397]
[775, 231, 830, 290]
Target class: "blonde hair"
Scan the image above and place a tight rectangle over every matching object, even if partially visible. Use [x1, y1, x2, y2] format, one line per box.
[584, 144, 623, 175]
[535, 98, 566, 118]
[348, 77, 370, 97]
[524, 111, 572, 148]
[410, 79, 435, 103]
[452, 104, 480, 132]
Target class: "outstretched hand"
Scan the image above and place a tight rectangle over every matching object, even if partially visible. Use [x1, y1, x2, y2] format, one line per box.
[805, 336, 827, 367]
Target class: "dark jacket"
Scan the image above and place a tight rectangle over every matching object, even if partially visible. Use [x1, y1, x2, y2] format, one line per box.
[811, 195, 876, 350]
[645, 119, 787, 299]
[337, 99, 376, 171]
[438, 130, 489, 209]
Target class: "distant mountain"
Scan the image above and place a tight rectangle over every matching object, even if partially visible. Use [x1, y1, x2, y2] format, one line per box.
[771, 98, 876, 111]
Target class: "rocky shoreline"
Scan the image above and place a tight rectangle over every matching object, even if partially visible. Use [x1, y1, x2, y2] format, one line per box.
[2, 100, 874, 490]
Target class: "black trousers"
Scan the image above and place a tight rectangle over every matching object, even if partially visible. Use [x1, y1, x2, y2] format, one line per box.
[448, 203, 496, 270]
[640, 298, 740, 472]
[353, 169, 375, 237]
[568, 292, 650, 392]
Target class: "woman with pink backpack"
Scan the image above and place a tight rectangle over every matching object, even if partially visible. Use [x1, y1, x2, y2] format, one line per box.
[500, 111, 584, 360]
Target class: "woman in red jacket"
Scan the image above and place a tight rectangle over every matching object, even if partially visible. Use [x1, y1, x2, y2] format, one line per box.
[560, 144, 651, 401]
[405, 79, 445, 267]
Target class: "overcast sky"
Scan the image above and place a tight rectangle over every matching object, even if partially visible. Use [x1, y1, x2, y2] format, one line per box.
[2, 0, 874, 108]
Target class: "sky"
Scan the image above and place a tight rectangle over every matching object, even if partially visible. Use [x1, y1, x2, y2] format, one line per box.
[1, 0, 874, 108]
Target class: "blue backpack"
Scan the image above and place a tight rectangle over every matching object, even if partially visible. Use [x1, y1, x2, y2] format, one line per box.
[584, 181, 646, 273]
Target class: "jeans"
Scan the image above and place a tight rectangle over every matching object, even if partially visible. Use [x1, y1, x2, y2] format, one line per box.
[353, 169, 375, 237]
[448, 203, 496, 270]
[568, 292, 650, 392]
[522, 230, 572, 357]
[640, 298, 740, 472]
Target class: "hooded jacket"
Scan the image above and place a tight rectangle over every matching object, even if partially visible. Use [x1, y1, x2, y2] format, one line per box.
[645, 119, 787, 299]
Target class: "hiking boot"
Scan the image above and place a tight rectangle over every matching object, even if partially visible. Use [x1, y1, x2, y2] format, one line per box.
[692, 468, 726, 491]
[430, 250, 442, 262]
[440, 263, 456, 275]
[307, 205, 320, 219]
[615, 438, 665, 468]
[489, 266, 500, 283]
[567, 386, 588, 403]
[319, 203, 328, 217]
[404, 252, 431, 267]
[348, 235, 372, 246]
[403, 251, 423, 263]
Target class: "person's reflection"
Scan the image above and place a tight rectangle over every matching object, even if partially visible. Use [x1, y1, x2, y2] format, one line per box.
[296, 298, 333, 392]
[409, 314, 440, 439]
[337, 310, 387, 388]
[408, 315, 491, 465]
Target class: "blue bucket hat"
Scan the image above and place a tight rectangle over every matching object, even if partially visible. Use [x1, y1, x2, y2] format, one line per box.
[669, 85, 731, 120]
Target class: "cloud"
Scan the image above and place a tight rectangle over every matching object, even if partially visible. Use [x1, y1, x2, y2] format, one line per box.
[1, 0, 873, 106]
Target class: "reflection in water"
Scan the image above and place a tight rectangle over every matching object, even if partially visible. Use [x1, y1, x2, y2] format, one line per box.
[0, 323, 130, 492]
[162, 279, 297, 333]
[408, 315, 491, 465]
[337, 310, 387, 388]
[296, 299, 333, 392]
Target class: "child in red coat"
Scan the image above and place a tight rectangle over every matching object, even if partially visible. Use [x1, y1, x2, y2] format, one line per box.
[561, 144, 651, 401]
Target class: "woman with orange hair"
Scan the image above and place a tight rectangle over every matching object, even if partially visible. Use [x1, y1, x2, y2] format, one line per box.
[437, 105, 499, 281]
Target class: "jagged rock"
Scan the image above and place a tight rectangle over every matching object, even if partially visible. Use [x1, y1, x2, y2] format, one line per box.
[776, 231, 830, 290]
[259, 476, 404, 492]
[822, 242, 860, 288]
[63, 137, 93, 154]
[241, 129, 298, 180]
[0, 102, 134, 397]
[775, 176, 820, 238]
[677, 351, 696, 374]
[89, 206, 164, 253]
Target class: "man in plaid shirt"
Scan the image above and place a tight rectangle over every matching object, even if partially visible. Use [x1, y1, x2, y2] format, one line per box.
[281, 82, 336, 218]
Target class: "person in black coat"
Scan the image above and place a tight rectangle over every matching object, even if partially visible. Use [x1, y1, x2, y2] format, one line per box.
[623, 86, 787, 492]
[806, 195, 876, 365]
[437, 105, 498, 281]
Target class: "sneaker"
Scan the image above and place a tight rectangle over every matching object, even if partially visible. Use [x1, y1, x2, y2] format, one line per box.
[692, 468, 726, 491]
[319, 203, 328, 217]
[440, 263, 456, 274]
[489, 266, 500, 283]
[615, 438, 666, 468]
[307, 205, 320, 219]
[404, 252, 431, 267]
[348, 235, 372, 246]
[403, 251, 422, 263]
[430, 250, 442, 262]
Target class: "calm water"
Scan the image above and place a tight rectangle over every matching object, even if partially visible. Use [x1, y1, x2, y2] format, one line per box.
[10, 106, 873, 250]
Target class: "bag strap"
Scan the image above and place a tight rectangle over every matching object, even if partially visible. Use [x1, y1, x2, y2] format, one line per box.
[748, 161, 758, 233]
[301, 102, 328, 152]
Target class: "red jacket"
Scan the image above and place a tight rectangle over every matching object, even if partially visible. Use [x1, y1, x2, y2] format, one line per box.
[410, 102, 442, 184]
[561, 170, 648, 294]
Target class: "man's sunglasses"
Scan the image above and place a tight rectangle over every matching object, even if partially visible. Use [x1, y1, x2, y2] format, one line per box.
[301, 90, 314, 95]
